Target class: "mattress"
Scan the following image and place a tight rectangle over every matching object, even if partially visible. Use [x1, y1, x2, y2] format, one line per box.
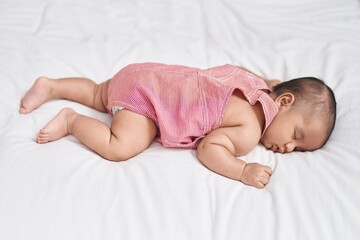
[1, 0, 359, 239]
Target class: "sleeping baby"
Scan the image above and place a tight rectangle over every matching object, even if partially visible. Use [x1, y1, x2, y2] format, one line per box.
[19, 63, 336, 188]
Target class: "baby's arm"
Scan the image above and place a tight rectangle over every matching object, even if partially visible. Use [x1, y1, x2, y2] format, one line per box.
[197, 127, 272, 189]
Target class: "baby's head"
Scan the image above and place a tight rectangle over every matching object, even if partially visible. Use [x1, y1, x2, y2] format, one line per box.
[261, 77, 337, 153]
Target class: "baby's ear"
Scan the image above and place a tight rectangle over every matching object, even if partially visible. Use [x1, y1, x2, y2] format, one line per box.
[275, 93, 295, 108]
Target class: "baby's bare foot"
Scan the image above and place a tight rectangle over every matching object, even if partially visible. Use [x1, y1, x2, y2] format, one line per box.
[19, 76, 52, 114]
[37, 108, 75, 144]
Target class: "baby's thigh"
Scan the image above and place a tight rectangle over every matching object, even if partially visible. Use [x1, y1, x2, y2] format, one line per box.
[110, 110, 157, 158]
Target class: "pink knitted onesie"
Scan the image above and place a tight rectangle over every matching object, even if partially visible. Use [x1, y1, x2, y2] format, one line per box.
[107, 63, 278, 148]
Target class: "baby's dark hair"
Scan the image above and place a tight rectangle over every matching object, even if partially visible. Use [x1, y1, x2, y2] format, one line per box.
[272, 77, 337, 147]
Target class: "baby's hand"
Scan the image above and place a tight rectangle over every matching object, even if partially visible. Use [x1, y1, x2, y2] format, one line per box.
[240, 163, 272, 189]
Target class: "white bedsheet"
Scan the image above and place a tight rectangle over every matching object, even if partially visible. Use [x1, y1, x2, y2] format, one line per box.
[1, 0, 360, 239]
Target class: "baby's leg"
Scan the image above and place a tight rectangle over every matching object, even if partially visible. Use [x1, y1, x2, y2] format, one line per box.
[19, 77, 109, 114]
[37, 108, 157, 161]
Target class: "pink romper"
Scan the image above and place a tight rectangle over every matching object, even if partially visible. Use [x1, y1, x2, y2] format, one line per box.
[107, 63, 278, 149]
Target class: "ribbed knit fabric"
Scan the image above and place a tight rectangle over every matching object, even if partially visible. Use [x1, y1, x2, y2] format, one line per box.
[107, 63, 278, 148]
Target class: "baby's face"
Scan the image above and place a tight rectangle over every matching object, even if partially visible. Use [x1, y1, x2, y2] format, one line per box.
[260, 109, 327, 153]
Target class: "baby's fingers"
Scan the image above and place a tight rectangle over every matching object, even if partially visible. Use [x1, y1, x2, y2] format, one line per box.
[260, 175, 270, 185]
[253, 177, 270, 189]
[263, 166, 273, 176]
[254, 180, 266, 189]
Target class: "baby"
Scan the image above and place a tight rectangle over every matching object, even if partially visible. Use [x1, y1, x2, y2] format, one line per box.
[19, 63, 336, 188]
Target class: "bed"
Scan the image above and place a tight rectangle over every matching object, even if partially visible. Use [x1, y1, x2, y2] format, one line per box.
[1, 0, 359, 239]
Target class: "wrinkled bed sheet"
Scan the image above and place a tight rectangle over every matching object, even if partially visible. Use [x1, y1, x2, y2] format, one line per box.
[0, 0, 359, 239]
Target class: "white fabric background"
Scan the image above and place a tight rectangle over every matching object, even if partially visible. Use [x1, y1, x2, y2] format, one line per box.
[0, 0, 359, 239]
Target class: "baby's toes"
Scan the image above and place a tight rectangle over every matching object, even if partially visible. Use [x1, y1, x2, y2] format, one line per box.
[37, 132, 49, 144]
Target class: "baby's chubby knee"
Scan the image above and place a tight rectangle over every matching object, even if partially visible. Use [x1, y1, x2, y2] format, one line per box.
[99, 140, 138, 162]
